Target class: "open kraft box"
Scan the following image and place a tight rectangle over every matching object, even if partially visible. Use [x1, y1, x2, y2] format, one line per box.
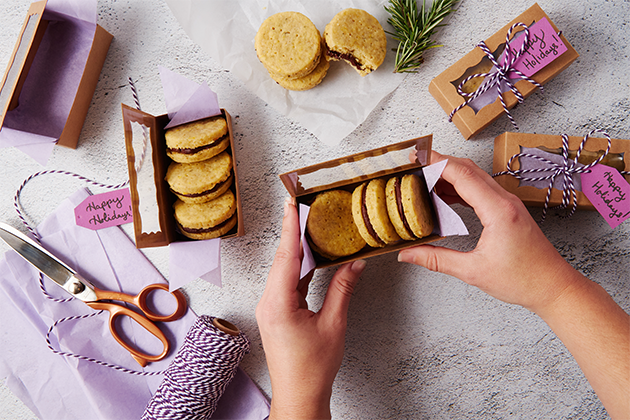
[122, 105, 244, 248]
[0, 0, 112, 149]
[493, 132, 630, 210]
[279, 136, 443, 269]
[429, 3, 578, 140]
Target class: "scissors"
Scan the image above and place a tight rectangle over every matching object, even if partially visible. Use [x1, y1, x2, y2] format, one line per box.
[0, 222, 187, 367]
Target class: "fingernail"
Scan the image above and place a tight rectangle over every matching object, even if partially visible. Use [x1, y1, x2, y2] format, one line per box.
[350, 259, 366, 274]
[397, 251, 410, 263]
[283, 196, 294, 217]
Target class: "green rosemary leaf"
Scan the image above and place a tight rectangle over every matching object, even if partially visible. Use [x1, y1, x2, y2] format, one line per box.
[385, 0, 459, 73]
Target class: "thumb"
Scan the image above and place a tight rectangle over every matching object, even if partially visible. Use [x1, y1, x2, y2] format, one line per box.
[398, 244, 472, 281]
[320, 260, 365, 321]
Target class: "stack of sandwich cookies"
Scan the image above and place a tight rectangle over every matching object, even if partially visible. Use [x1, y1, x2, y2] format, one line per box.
[324, 8, 387, 76]
[163, 113, 239, 241]
[165, 151, 233, 204]
[385, 174, 434, 240]
[165, 115, 229, 163]
[306, 190, 366, 259]
[352, 179, 401, 247]
[173, 190, 238, 240]
[255, 12, 329, 91]
[270, 51, 330, 91]
[254, 8, 387, 89]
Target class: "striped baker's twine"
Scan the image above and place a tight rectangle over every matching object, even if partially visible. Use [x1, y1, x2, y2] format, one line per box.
[13, 170, 129, 302]
[44, 312, 164, 376]
[142, 316, 251, 419]
[11, 78, 161, 375]
[128, 76, 149, 172]
[492, 129, 630, 223]
[449, 22, 544, 130]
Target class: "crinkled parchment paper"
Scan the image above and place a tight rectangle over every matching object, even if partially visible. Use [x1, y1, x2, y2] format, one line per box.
[165, 0, 406, 146]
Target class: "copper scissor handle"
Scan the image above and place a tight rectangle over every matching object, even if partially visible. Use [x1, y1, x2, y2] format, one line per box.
[86, 283, 187, 367]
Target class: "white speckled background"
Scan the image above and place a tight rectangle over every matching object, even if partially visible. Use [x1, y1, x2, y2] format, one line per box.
[1, 1, 628, 419]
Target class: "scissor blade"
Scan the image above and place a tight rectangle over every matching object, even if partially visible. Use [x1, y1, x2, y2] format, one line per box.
[0, 222, 75, 287]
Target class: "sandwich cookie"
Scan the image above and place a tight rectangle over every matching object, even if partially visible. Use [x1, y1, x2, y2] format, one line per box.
[385, 174, 434, 240]
[324, 8, 387, 76]
[255, 11, 322, 80]
[165, 115, 229, 163]
[352, 179, 401, 248]
[173, 190, 237, 240]
[165, 151, 233, 204]
[269, 51, 330, 91]
[306, 190, 366, 260]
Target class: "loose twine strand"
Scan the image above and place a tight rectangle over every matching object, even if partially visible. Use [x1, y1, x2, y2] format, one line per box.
[12, 80, 252, 419]
[13, 79, 252, 418]
[12, 78, 162, 375]
[492, 128, 630, 223]
[449, 22, 545, 130]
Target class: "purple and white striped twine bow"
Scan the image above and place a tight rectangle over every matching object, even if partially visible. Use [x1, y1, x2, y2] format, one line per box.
[449, 22, 545, 130]
[142, 316, 251, 420]
[11, 78, 160, 375]
[492, 129, 629, 223]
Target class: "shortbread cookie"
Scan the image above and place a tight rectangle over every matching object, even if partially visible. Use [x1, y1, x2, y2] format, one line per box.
[385, 174, 434, 240]
[165, 151, 233, 204]
[173, 190, 237, 240]
[269, 52, 330, 91]
[255, 11, 322, 79]
[460, 58, 494, 94]
[324, 8, 387, 76]
[306, 190, 366, 259]
[352, 179, 401, 247]
[165, 115, 229, 163]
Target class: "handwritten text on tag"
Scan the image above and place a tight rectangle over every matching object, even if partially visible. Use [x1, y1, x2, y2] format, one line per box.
[74, 188, 134, 230]
[509, 17, 568, 78]
[581, 164, 630, 229]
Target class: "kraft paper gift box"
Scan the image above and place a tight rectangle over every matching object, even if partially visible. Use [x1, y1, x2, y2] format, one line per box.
[429, 3, 578, 139]
[279, 136, 468, 271]
[492, 131, 630, 211]
[122, 106, 244, 248]
[0, 0, 112, 150]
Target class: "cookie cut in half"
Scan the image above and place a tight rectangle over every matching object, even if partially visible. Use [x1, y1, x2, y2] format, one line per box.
[306, 190, 366, 260]
[165, 115, 229, 163]
[385, 174, 434, 240]
[165, 151, 233, 204]
[173, 190, 237, 240]
[352, 179, 401, 248]
[324, 8, 387, 76]
[255, 11, 322, 80]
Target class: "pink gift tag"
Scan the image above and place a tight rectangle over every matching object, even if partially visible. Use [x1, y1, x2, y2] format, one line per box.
[509, 17, 568, 78]
[581, 164, 630, 229]
[74, 188, 134, 230]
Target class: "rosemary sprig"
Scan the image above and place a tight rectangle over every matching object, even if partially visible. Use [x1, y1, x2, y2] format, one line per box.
[385, 0, 459, 73]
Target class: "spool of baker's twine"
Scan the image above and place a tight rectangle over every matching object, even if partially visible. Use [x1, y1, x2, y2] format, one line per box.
[142, 315, 251, 420]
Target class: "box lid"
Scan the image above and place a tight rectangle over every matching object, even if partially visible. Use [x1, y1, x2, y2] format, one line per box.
[0, 1, 48, 129]
[279, 136, 433, 198]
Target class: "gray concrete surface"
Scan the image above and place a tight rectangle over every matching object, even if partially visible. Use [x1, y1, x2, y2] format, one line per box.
[0, 0, 628, 419]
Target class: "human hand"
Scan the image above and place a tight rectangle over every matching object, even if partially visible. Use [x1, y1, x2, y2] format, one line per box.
[256, 197, 365, 420]
[398, 151, 585, 314]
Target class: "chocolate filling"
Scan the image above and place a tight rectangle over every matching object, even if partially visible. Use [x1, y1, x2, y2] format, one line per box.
[395, 177, 416, 239]
[361, 185, 384, 246]
[326, 50, 364, 71]
[173, 177, 230, 198]
[168, 134, 228, 155]
[180, 215, 234, 234]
